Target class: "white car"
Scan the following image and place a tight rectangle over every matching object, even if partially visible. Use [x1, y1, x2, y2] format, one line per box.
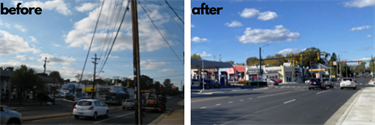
[73, 99, 109, 120]
[305, 80, 310, 84]
[122, 99, 135, 110]
[340, 78, 357, 90]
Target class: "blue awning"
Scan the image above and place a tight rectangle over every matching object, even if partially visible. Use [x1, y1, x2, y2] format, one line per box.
[67, 84, 75, 90]
[109, 90, 126, 94]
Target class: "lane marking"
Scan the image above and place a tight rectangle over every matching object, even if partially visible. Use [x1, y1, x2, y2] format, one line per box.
[94, 112, 134, 124]
[228, 101, 233, 103]
[240, 99, 243, 101]
[216, 103, 221, 106]
[249, 98, 252, 100]
[284, 99, 296, 104]
[191, 96, 228, 103]
[200, 106, 206, 109]
[316, 90, 332, 95]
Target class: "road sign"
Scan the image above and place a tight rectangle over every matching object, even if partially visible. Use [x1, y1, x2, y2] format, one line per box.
[333, 61, 337, 65]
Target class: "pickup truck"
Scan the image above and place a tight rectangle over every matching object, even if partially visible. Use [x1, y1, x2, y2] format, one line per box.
[144, 94, 167, 112]
[122, 99, 135, 110]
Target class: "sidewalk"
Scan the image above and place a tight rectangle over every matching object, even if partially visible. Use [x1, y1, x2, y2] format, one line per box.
[149, 99, 184, 125]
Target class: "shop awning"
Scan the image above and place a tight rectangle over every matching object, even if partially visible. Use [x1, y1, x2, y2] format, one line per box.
[83, 87, 97, 92]
[67, 84, 75, 90]
[191, 59, 233, 69]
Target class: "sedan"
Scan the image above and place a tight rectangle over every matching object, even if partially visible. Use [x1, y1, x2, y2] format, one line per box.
[73, 99, 109, 120]
[340, 78, 357, 90]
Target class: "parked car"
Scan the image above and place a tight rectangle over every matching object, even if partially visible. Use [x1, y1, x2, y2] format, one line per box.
[211, 80, 221, 88]
[266, 79, 279, 86]
[122, 99, 135, 110]
[305, 80, 310, 84]
[37, 93, 54, 101]
[275, 78, 282, 83]
[331, 78, 337, 81]
[308, 79, 326, 90]
[73, 99, 109, 120]
[0, 105, 23, 124]
[200, 79, 215, 89]
[323, 79, 333, 88]
[340, 78, 357, 90]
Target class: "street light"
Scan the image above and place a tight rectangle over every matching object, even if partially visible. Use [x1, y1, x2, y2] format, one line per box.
[259, 44, 269, 86]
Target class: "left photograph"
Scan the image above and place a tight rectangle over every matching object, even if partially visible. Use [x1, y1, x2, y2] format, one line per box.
[0, 0, 184, 125]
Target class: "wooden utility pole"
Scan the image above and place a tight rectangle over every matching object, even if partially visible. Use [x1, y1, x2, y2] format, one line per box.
[131, 0, 142, 124]
[92, 54, 100, 99]
[43, 57, 49, 74]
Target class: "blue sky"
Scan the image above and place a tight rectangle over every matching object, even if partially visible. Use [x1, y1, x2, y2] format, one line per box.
[191, 0, 374, 66]
[0, 0, 184, 89]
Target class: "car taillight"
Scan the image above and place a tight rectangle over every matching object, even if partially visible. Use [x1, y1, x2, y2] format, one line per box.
[309, 81, 311, 84]
[131, 104, 133, 106]
[122, 103, 123, 105]
[74, 105, 76, 109]
[88, 106, 94, 110]
[319, 81, 321, 83]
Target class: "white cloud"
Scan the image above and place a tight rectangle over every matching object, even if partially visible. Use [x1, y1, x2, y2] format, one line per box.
[240, 8, 259, 18]
[225, 20, 243, 27]
[53, 44, 61, 47]
[359, 57, 371, 60]
[191, 24, 195, 28]
[16, 55, 26, 61]
[237, 25, 300, 43]
[29, 57, 35, 60]
[277, 48, 305, 54]
[258, 11, 278, 21]
[198, 51, 212, 57]
[363, 34, 373, 38]
[108, 55, 119, 58]
[0, 60, 92, 80]
[65, 3, 174, 52]
[349, 25, 373, 31]
[39, 53, 76, 65]
[75, 3, 96, 12]
[158, 69, 175, 73]
[140, 59, 169, 70]
[343, 0, 375, 8]
[191, 36, 209, 43]
[22, 0, 72, 15]
[0, 30, 41, 55]
[15, 25, 27, 32]
[0, 20, 10, 28]
[30, 36, 37, 42]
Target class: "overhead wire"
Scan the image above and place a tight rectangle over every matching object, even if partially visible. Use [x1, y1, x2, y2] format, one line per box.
[96, 0, 131, 77]
[156, 0, 183, 31]
[138, 1, 183, 64]
[164, 0, 184, 24]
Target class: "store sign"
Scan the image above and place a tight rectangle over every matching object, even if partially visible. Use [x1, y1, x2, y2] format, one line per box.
[265, 69, 280, 73]
[283, 63, 290, 66]
[112, 86, 123, 91]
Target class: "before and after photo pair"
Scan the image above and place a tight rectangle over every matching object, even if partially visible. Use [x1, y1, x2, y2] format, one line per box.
[0, 0, 374, 125]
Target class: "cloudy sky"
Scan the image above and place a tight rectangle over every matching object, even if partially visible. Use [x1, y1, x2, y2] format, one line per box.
[191, 0, 374, 65]
[0, 0, 184, 89]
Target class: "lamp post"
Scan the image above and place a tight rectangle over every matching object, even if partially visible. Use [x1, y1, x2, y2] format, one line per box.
[259, 44, 269, 86]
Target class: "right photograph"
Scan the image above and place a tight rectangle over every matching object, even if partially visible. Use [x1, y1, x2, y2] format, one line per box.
[190, 0, 374, 125]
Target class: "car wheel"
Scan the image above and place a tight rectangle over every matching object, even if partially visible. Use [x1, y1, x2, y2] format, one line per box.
[7, 119, 20, 125]
[321, 87, 324, 90]
[105, 110, 109, 118]
[308, 88, 311, 90]
[341, 87, 343, 90]
[353, 87, 356, 90]
[74, 115, 79, 119]
[93, 112, 98, 120]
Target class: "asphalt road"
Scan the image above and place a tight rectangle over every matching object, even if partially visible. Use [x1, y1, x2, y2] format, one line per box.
[23, 97, 182, 125]
[191, 76, 374, 125]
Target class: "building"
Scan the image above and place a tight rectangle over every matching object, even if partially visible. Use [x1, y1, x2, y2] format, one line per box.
[0, 67, 14, 99]
[246, 64, 309, 83]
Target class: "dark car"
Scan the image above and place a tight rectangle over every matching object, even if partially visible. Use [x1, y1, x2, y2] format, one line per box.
[308, 79, 326, 90]
[331, 78, 337, 81]
[200, 79, 216, 89]
[211, 80, 221, 89]
[36, 93, 54, 101]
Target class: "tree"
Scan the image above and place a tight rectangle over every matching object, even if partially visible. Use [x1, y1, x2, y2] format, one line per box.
[227, 61, 234, 64]
[154, 81, 162, 95]
[330, 52, 337, 62]
[49, 71, 63, 105]
[140, 75, 153, 90]
[246, 57, 259, 66]
[11, 65, 44, 105]
[191, 54, 202, 60]
[262, 54, 284, 66]
[162, 79, 173, 96]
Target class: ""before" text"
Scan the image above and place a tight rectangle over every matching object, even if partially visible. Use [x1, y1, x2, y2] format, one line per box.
[1, 3, 42, 15]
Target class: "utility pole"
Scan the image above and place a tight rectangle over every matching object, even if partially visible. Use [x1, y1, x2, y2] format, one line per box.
[43, 57, 49, 74]
[92, 54, 99, 99]
[131, 0, 142, 124]
[259, 47, 262, 86]
[372, 55, 374, 78]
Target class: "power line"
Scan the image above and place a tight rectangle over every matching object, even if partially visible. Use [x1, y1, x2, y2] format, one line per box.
[152, 74, 184, 79]
[139, 1, 183, 64]
[156, 0, 183, 30]
[97, 0, 131, 77]
[164, 0, 184, 24]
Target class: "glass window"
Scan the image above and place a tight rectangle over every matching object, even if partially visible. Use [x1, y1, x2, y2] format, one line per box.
[77, 101, 92, 106]
[99, 101, 105, 106]
[94, 101, 100, 106]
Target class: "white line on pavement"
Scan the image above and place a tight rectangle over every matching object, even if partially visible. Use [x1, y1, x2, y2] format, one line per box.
[94, 112, 134, 124]
[240, 99, 243, 101]
[249, 98, 252, 100]
[228, 101, 233, 103]
[284, 99, 296, 104]
[316, 90, 331, 95]
[216, 103, 221, 106]
[200, 106, 206, 109]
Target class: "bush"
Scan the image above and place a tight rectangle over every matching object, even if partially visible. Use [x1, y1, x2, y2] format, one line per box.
[245, 81, 250, 85]
[249, 82, 268, 87]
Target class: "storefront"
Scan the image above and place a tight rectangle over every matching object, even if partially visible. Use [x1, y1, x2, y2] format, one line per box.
[246, 67, 262, 82]
[263, 67, 281, 80]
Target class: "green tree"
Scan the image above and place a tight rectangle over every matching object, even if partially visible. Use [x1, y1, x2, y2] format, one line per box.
[227, 61, 234, 64]
[154, 81, 162, 95]
[330, 52, 337, 62]
[140, 75, 153, 90]
[49, 71, 63, 105]
[162, 79, 173, 96]
[191, 54, 202, 60]
[11, 65, 44, 105]
[246, 57, 259, 66]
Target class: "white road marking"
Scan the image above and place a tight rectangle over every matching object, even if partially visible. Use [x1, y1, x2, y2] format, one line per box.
[200, 106, 206, 109]
[94, 112, 134, 124]
[228, 101, 233, 103]
[216, 103, 221, 106]
[249, 98, 252, 100]
[284, 99, 296, 104]
[316, 90, 332, 95]
[240, 99, 243, 101]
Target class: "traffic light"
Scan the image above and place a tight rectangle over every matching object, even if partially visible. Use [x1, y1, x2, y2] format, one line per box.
[171, 85, 173, 87]
[330, 61, 332, 66]
[343, 60, 346, 64]
[159, 85, 162, 87]
[358, 60, 360, 64]
[317, 53, 320, 60]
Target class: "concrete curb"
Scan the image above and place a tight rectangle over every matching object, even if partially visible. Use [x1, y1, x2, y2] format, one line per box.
[148, 109, 173, 125]
[8, 105, 72, 110]
[324, 90, 361, 125]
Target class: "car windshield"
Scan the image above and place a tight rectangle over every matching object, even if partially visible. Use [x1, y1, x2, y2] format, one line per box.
[343, 79, 352, 81]
[126, 100, 134, 102]
[77, 101, 92, 106]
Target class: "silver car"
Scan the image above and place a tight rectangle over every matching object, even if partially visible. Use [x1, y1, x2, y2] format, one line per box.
[0, 105, 23, 124]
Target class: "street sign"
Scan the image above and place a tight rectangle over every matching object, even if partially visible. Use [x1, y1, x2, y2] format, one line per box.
[333, 61, 337, 65]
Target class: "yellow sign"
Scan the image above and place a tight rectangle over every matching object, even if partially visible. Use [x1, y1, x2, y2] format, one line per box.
[309, 69, 325, 72]
[127, 81, 129, 87]
[83, 87, 97, 92]
[115, 80, 118, 85]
